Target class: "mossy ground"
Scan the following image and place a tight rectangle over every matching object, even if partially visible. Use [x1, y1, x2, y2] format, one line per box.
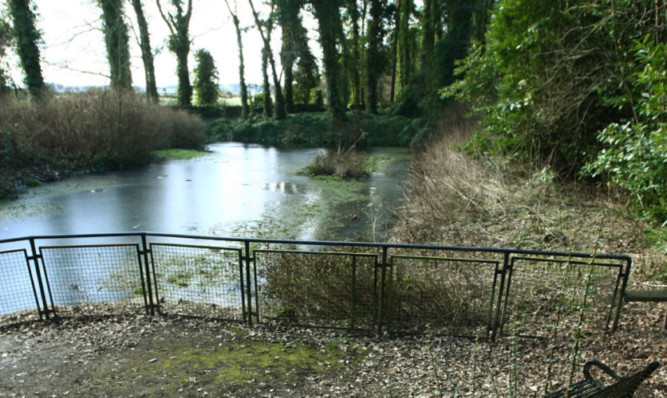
[152, 148, 209, 160]
[0, 319, 361, 397]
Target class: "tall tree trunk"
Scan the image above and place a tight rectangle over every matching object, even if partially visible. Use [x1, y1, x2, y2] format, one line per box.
[156, 0, 193, 107]
[8, 0, 44, 99]
[389, 0, 400, 102]
[365, 0, 383, 113]
[472, 0, 493, 44]
[311, 0, 345, 120]
[344, 0, 362, 108]
[276, 0, 302, 113]
[398, 0, 412, 89]
[224, 0, 250, 118]
[99, 0, 132, 90]
[248, 0, 286, 120]
[130, 0, 158, 101]
[261, 40, 273, 117]
[421, 0, 435, 72]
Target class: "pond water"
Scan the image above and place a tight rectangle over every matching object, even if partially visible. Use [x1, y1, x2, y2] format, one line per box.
[0, 142, 410, 242]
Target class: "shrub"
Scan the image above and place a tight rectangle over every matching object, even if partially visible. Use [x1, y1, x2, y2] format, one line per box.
[0, 90, 206, 193]
[304, 150, 369, 178]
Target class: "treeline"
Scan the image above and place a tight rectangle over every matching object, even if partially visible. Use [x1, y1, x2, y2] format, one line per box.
[0, 0, 491, 120]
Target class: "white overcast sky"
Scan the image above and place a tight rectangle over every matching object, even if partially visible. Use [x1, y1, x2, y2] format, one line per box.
[6, 0, 319, 90]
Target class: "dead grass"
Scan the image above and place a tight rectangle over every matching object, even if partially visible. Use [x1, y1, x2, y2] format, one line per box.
[393, 115, 666, 286]
[0, 90, 205, 195]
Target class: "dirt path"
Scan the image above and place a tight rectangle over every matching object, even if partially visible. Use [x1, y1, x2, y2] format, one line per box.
[1, 306, 665, 397]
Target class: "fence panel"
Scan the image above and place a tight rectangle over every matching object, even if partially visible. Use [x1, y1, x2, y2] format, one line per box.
[0, 249, 41, 324]
[150, 243, 245, 321]
[386, 254, 502, 337]
[39, 244, 145, 316]
[500, 256, 625, 338]
[255, 249, 379, 330]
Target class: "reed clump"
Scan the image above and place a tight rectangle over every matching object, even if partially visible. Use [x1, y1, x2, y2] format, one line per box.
[0, 90, 205, 198]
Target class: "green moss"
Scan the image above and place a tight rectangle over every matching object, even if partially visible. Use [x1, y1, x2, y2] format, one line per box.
[159, 339, 351, 385]
[152, 148, 209, 160]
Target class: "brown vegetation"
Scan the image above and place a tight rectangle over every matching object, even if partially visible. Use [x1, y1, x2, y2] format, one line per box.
[0, 90, 205, 197]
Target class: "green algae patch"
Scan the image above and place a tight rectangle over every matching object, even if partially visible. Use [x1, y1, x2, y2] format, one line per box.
[160, 340, 347, 385]
[152, 148, 209, 160]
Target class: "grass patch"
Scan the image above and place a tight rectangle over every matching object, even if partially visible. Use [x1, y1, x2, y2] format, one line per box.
[152, 148, 208, 160]
[161, 340, 348, 385]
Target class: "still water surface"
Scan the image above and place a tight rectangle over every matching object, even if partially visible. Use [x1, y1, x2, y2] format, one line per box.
[0, 142, 410, 242]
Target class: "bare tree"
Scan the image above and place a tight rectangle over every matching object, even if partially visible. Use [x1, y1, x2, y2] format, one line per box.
[248, 0, 286, 119]
[129, 0, 159, 101]
[223, 0, 250, 118]
[156, 0, 193, 106]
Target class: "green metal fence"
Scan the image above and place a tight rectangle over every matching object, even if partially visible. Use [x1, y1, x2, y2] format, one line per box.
[0, 233, 632, 339]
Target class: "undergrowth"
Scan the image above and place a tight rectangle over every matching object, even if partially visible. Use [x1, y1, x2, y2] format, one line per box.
[0, 90, 206, 198]
[392, 116, 667, 284]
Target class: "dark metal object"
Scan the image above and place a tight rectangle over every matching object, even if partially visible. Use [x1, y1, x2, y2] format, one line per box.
[547, 360, 659, 397]
[0, 232, 633, 339]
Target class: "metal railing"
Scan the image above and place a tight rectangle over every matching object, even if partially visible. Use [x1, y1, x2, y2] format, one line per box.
[0, 233, 632, 339]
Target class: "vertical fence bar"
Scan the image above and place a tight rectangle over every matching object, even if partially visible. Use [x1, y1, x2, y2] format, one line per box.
[28, 238, 52, 320]
[612, 258, 632, 332]
[239, 249, 247, 324]
[136, 243, 149, 313]
[376, 246, 388, 334]
[491, 251, 511, 341]
[244, 241, 253, 326]
[350, 255, 357, 330]
[141, 234, 155, 316]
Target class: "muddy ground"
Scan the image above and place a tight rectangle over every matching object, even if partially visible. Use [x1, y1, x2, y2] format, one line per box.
[1, 303, 665, 398]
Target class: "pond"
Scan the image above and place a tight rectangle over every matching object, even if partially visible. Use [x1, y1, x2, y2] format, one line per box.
[0, 142, 410, 242]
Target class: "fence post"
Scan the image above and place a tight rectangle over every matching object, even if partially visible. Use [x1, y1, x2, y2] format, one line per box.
[612, 258, 632, 332]
[141, 234, 155, 316]
[376, 246, 389, 334]
[491, 251, 511, 341]
[27, 238, 53, 320]
[244, 241, 254, 326]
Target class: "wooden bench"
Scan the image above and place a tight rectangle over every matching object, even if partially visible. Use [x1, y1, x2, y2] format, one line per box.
[624, 289, 667, 330]
[548, 360, 659, 397]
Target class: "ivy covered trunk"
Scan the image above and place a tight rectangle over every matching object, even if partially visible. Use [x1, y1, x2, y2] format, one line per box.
[8, 0, 44, 99]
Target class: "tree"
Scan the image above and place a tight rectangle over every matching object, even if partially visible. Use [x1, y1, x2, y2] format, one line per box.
[342, 0, 362, 108]
[449, 0, 666, 177]
[311, 0, 345, 120]
[129, 0, 158, 101]
[435, 0, 473, 88]
[292, 35, 319, 104]
[397, 0, 413, 90]
[193, 48, 219, 105]
[223, 0, 249, 118]
[248, 0, 286, 120]
[156, 0, 193, 106]
[276, 0, 304, 112]
[99, 0, 132, 89]
[0, 15, 13, 95]
[365, 0, 385, 113]
[7, 0, 44, 99]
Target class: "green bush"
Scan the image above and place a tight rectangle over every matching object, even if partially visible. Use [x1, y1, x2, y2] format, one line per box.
[208, 112, 417, 148]
[582, 37, 666, 224]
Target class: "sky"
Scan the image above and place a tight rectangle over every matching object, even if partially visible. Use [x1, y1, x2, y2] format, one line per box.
[6, 0, 317, 91]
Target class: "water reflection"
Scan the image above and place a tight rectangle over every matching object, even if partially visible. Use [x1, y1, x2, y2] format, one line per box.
[0, 142, 409, 242]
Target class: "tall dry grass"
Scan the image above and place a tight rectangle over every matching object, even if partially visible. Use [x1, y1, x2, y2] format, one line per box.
[0, 90, 205, 195]
[394, 111, 507, 243]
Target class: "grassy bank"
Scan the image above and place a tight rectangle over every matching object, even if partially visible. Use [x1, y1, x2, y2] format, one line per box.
[0, 91, 206, 199]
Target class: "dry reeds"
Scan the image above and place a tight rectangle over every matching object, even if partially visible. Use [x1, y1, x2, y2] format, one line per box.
[0, 90, 205, 192]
